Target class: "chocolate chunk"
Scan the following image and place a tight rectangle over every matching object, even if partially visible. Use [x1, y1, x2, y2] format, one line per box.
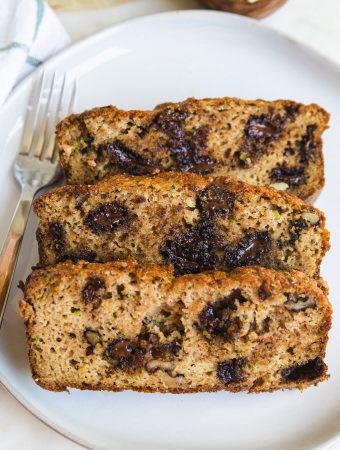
[282, 357, 325, 382]
[187, 126, 214, 175]
[155, 107, 188, 139]
[246, 112, 285, 142]
[292, 217, 309, 232]
[271, 166, 305, 187]
[237, 110, 286, 165]
[217, 358, 245, 384]
[161, 219, 223, 275]
[199, 289, 247, 341]
[284, 103, 300, 119]
[298, 124, 317, 163]
[84, 202, 132, 234]
[197, 181, 236, 217]
[288, 218, 308, 245]
[155, 108, 214, 174]
[103, 338, 145, 370]
[162, 223, 272, 275]
[170, 139, 215, 174]
[98, 141, 158, 175]
[225, 231, 272, 268]
[49, 222, 65, 254]
[82, 277, 105, 306]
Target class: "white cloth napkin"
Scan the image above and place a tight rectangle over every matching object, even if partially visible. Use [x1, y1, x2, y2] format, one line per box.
[0, 0, 70, 106]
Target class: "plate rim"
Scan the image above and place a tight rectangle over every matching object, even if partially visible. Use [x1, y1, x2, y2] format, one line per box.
[1, 9, 340, 450]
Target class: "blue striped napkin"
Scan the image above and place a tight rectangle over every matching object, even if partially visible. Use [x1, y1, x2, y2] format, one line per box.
[0, 0, 70, 106]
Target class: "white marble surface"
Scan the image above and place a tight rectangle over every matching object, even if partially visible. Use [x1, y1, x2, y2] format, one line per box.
[1, 0, 340, 448]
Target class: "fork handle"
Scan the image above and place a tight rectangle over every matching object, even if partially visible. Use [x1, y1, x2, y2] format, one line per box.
[0, 190, 35, 325]
[0, 232, 22, 313]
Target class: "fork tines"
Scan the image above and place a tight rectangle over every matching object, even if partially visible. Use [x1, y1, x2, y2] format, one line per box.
[20, 70, 77, 162]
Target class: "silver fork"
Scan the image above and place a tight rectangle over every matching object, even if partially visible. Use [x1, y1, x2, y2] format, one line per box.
[0, 70, 77, 326]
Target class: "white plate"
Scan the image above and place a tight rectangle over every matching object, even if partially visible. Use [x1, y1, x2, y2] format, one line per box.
[1, 10, 340, 450]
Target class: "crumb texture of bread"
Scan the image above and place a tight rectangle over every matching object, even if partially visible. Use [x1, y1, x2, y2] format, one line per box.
[34, 173, 329, 278]
[20, 261, 331, 393]
[56, 97, 329, 200]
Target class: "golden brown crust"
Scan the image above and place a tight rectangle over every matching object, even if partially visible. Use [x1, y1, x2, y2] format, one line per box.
[56, 97, 330, 135]
[56, 96, 329, 200]
[20, 261, 331, 393]
[36, 171, 323, 213]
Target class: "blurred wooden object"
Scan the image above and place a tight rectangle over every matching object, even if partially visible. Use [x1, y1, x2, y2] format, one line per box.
[47, 0, 127, 11]
[201, 0, 287, 18]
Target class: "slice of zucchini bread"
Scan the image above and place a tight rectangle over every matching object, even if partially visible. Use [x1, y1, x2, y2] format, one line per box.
[20, 260, 332, 393]
[34, 173, 329, 278]
[56, 97, 329, 201]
